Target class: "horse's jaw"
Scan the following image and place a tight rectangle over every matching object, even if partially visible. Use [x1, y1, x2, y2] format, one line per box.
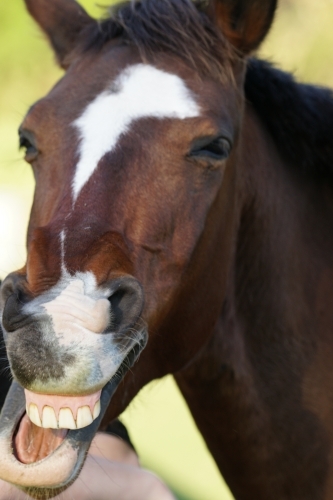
[0, 338, 147, 499]
[0, 383, 82, 496]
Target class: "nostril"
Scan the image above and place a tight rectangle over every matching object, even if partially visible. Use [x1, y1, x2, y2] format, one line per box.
[2, 294, 25, 333]
[107, 276, 144, 336]
[1, 273, 27, 305]
[1, 281, 15, 306]
[108, 289, 125, 330]
[1, 274, 30, 333]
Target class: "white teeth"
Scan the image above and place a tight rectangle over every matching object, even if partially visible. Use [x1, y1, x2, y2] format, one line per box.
[58, 408, 76, 430]
[76, 406, 93, 429]
[28, 403, 42, 427]
[93, 399, 101, 420]
[26, 399, 100, 430]
[42, 406, 58, 429]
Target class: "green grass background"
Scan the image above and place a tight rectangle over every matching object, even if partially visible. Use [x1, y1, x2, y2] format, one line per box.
[1, 1, 333, 499]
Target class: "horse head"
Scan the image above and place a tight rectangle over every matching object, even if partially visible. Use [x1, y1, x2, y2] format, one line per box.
[0, 0, 276, 496]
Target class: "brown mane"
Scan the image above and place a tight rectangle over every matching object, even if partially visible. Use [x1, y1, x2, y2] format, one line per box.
[79, 0, 236, 80]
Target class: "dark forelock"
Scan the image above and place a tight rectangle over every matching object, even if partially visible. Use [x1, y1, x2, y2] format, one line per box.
[80, 0, 236, 80]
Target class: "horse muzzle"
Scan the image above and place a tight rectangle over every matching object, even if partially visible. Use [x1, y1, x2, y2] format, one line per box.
[0, 272, 148, 498]
[0, 336, 147, 498]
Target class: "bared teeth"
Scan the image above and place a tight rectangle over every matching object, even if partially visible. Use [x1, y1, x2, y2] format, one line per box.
[28, 403, 42, 427]
[58, 408, 76, 430]
[77, 406, 93, 429]
[93, 399, 101, 420]
[27, 399, 101, 430]
[42, 406, 58, 429]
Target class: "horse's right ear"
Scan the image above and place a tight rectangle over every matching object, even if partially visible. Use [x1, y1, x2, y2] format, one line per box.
[205, 0, 277, 54]
[24, 0, 95, 68]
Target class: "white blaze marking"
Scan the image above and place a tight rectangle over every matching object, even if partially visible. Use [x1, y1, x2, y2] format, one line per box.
[72, 63, 200, 201]
[60, 230, 67, 275]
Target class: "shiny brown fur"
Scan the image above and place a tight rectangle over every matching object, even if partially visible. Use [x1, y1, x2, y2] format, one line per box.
[4, 0, 333, 498]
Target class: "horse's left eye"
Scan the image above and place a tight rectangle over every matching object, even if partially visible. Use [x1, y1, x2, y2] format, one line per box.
[190, 136, 232, 161]
[19, 133, 38, 162]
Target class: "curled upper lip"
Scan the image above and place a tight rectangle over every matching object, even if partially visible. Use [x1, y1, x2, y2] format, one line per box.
[0, 333, 147, 498]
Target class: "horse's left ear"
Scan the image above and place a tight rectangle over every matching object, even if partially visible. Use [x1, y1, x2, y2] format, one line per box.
[25, 0, 95, 68]
[205, 0, 277, 54]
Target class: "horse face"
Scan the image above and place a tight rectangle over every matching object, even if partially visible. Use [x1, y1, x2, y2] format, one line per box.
[0, 43, 240, 493]
[0, 0, 277, 496]
[3, 45, 239, 394]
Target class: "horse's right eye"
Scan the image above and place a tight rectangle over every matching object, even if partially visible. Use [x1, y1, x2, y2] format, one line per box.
[19, 133, 38, 162]
[189, 136, 232, 162]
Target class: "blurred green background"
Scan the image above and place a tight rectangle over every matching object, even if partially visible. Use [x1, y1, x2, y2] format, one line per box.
[0, 1, 333, 499]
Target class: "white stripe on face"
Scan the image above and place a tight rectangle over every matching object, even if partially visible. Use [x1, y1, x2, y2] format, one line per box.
[72, 63, 200, 201]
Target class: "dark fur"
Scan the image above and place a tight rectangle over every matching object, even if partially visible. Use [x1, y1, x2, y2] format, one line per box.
[245, 58, 333, 180]
[80, 0, 235, 79]
[0, 280, 11, 410]
[80, 1, 333, 182]
[0, 344, 11, 411]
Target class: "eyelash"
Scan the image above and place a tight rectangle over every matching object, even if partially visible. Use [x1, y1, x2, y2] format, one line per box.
[19, 135, 38, 161]
[189, 136, 232, 161]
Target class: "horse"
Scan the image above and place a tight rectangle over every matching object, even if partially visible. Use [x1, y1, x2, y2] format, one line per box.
[1, 0, 333, 498]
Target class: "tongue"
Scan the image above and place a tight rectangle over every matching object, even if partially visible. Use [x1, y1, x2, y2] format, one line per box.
[15, 414, 67, 464]
[15, 388, 102, 465]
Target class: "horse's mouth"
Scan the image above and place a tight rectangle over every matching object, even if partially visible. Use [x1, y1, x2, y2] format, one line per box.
[13, 387, 103, 465]
[0, 336, 147, 498]
[14, 413, 69, 465]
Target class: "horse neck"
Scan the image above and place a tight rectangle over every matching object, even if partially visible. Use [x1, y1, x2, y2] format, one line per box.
[178, 103, 311, 380]
[176, 104, 333, 498]
[235, 104, 310, 337]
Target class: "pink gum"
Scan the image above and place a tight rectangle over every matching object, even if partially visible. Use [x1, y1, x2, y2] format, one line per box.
[24, 389, 102, 420]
